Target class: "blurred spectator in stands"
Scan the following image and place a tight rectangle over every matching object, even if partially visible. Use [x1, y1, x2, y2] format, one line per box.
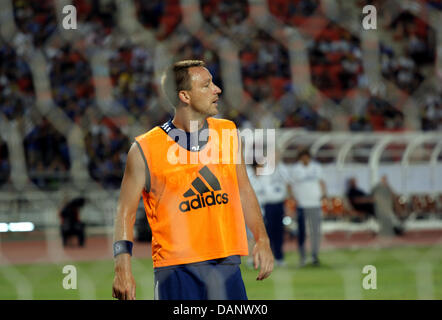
[366, 95, 404, 131]
[380, 15, 441, 130]
[12, 0, 57, 47]
[421, 94, 442, 131]
[280, 88, 332, 131]
[0, 139, 11, 186]
[201, 0, 249, 40]
[290, 148, 327, 267]
[309, 22, 363, 102]
[348, 115, 371, 131]
[381, 50, 424, 94]
[380, 11, 435, 95]
[345, 177, 375, 221]
[349, 92, 404, 132]
[428, 1, 442, 10]
[0, 43, 35, 120]
[135, 0, 182, 40]
[24, 118, 71, 189]
[60, 197, 86, 247]
[268, 0, 320, 26]
[391, 11, 435, 65]
[73, 0, 117, 47]
[49, 43, 95, 123]
[84, 118, 129, 189]
[282, 101, 321, 130]
[74, 0, 116, 34]
[108, 43, 165, 122]
[372, 175, 404, 236]
[240, 30, 290, 103]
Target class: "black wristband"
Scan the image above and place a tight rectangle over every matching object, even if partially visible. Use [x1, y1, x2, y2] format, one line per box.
[113, 240, 133, 258]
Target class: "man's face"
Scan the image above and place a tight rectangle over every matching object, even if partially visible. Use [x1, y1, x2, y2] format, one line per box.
[349, 178, 356, 188]
[186, 66, 222, 116]
[300, 154, 310, 166]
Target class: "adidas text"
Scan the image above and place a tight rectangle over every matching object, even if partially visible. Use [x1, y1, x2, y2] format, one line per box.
[179, 191, 229, 212]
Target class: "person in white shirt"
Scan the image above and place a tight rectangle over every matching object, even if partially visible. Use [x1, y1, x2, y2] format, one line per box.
[246, 162, 267, 212]
[260, 160, 291, 266]
[247, 160, 291, 266]
[290, 148, 327, 267]
[246, 161, 268, 266]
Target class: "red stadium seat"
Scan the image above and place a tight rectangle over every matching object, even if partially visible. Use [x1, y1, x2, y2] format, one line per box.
[331, 197, 345, 217]
[269, 77, 289, 99]
[290, 16, 308, 27]
[311, 65, 324, 76]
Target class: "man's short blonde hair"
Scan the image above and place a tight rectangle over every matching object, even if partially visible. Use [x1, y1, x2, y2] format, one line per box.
[161, 60, 206, 107]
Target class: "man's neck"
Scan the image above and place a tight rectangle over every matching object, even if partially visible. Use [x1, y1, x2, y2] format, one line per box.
[172, 109, 208, 133]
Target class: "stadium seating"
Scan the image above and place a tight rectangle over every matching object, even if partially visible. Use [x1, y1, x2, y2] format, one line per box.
[0, 0, 440, 209]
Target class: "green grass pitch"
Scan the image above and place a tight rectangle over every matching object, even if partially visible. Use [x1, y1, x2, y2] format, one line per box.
[1, 246, 441, 299]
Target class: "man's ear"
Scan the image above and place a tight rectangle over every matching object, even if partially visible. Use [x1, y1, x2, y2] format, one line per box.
[178, 90, 190, 105]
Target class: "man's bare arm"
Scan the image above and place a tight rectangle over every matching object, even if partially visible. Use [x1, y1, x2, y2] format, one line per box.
[236, 143, 273, 280]
[320, 179, 327, 199]
[112, 142, 146, 300]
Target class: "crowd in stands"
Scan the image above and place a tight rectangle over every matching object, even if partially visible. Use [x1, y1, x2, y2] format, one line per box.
[23, 118, 71, 190]
[428, 0, 442, 10]
[12, 0, 57, 47]
[421, 93, 442, 131]
[268, 0, 326, 40]
[74, 0, 116, 34]
[380, 11, 435, 94]
[0, 43, 35, 120]
[268, 0, 320, 26]
[108, 43, 162, 121]
[0, 0, 440, 190]
[84, 117, 129, 189]
[281, 97, 331, 131]
[240, 30, 291, 102]
[73, 0, 116, 46]
[348, 92, 405, 132]
[174, 29, 224, 94]
[49, 43, 95, 123]
[238, 30, 306, 129]
[201, 0, 249, 32]
[135, 0, 182, 40]
[308, 22, 364, 102]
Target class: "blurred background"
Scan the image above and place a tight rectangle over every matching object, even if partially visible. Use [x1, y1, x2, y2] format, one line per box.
[0, 0, 441, 299]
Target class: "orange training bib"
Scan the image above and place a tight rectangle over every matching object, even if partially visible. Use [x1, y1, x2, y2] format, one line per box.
[135, 117, 248, 268]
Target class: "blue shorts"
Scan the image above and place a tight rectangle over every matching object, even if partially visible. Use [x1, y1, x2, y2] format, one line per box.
[153, 255, 248, 300]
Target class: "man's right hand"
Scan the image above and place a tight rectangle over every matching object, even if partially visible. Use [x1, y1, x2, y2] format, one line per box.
[112, 254, 136, 300]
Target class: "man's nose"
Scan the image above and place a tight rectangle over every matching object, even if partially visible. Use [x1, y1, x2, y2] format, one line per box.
[214, 84, 222, 94]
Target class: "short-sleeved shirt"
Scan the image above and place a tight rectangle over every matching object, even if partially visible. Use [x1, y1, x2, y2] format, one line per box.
[291, 161, 323, 208]
[260, 163, 290, 204]
[246, 165, 267, 207]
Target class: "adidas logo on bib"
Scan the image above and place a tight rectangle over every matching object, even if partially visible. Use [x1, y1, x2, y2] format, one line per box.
[179, 166, 229, 212]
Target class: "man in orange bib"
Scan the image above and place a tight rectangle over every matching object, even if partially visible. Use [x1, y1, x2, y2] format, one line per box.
[112, 60, 273, 300]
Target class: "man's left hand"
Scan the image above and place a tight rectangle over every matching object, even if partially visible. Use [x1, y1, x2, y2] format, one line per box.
[252, 239, 274, 280]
